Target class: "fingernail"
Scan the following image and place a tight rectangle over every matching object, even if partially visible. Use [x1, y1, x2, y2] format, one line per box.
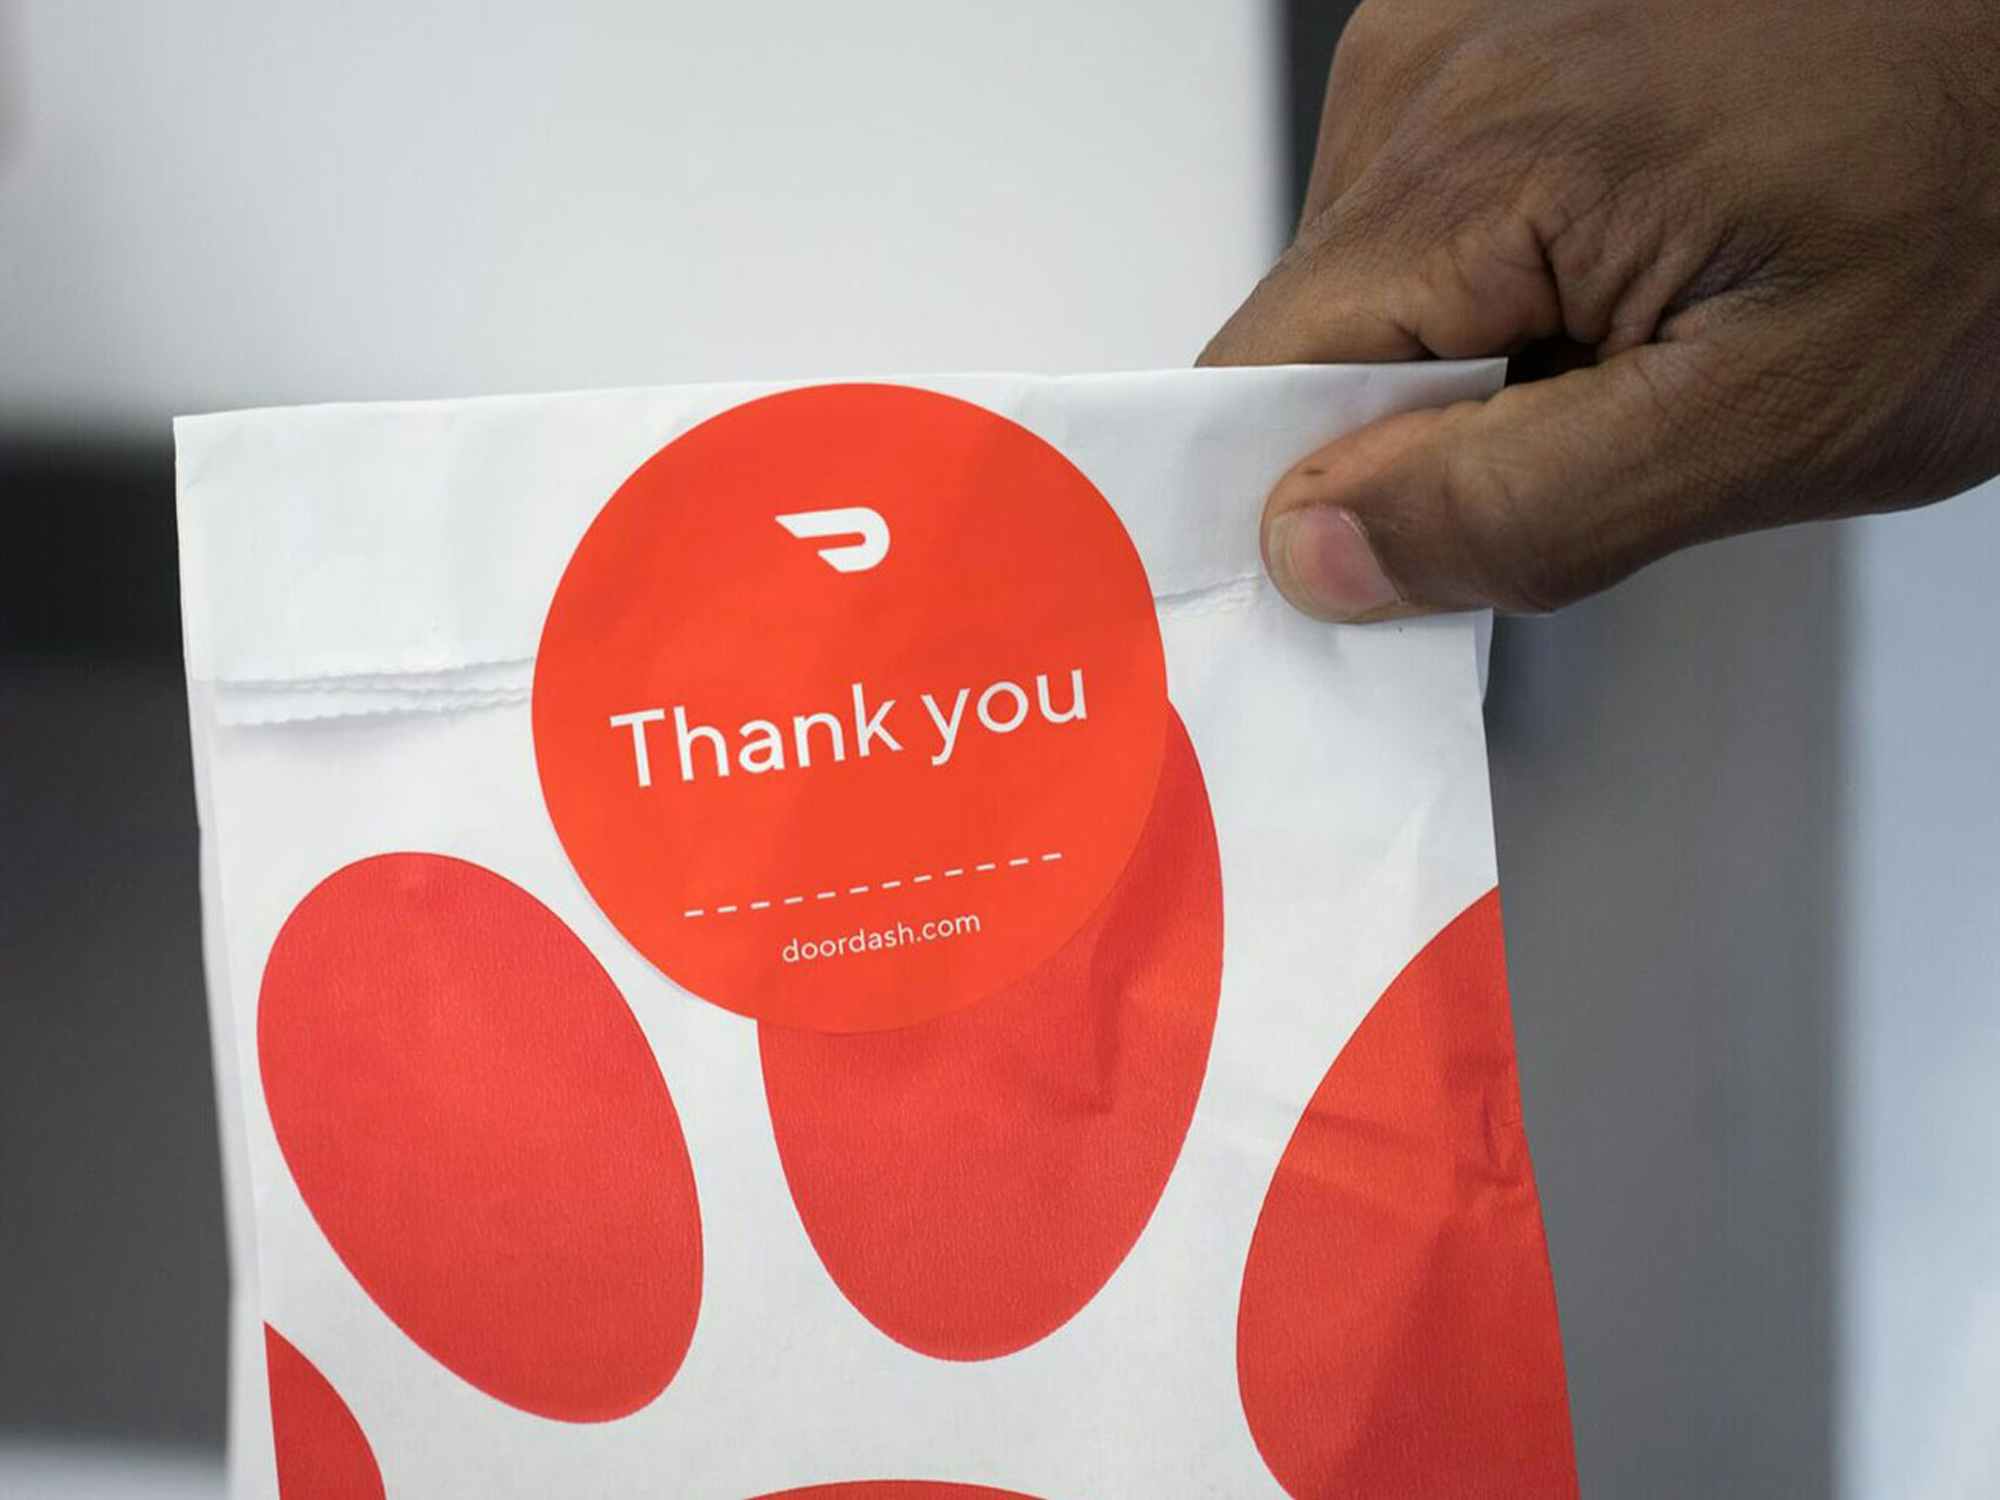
[1266, 506, 1400, 621]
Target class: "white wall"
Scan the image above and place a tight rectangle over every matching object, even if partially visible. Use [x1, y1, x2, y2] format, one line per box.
[1841, 482, 2000, 1500]
[0, 0, 1282, 425]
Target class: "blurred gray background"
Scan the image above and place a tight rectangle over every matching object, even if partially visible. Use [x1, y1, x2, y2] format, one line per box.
[3, 3, 1995, 1496]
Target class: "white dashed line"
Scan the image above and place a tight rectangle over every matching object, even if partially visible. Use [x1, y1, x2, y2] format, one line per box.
[681, 853, 1064, 917]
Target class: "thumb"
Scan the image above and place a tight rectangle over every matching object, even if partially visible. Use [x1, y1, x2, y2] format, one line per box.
[1198, 181, 1686, 616]
[1259, 342, 1752, 619]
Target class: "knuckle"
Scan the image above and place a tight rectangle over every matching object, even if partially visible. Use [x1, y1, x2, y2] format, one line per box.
[1522, 144, 1626, 260]
[1334, 1, 1399, 76]
[1332, 0, 1460, 118]
[1433, 27, 1519, 94]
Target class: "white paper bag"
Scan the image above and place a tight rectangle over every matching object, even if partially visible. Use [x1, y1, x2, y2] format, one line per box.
[176, 364, 1576, 1499]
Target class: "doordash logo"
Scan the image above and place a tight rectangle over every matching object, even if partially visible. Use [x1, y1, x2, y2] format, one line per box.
[533, 382, 1169, 1032]
[775, 507, 890, 573]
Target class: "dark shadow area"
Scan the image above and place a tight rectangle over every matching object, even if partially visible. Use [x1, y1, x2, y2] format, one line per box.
[0, 435, 228, 1447]
[1, 436, 184, 652]
[1284, 6, 1841, 1494]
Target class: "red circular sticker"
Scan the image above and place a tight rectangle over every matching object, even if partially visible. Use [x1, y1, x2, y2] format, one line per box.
[534, 384, 1168, 1032]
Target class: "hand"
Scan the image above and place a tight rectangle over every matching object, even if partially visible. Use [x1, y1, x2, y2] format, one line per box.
[1202, 0, 2000, 620]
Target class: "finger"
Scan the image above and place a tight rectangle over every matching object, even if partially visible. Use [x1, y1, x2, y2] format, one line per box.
[1199, 177, 1564, 368]
[1258, 339, 1778, 619]
[1300, 2, 1469, 223]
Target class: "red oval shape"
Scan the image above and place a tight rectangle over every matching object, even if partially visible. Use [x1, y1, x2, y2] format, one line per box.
[751, 1486, 1043, 1500]
[760, 710, 1221, 1360]
[1237, 889, 1576, 1498]
[264, 1325, 384, 1500]
[259, 853, 702, 1422]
